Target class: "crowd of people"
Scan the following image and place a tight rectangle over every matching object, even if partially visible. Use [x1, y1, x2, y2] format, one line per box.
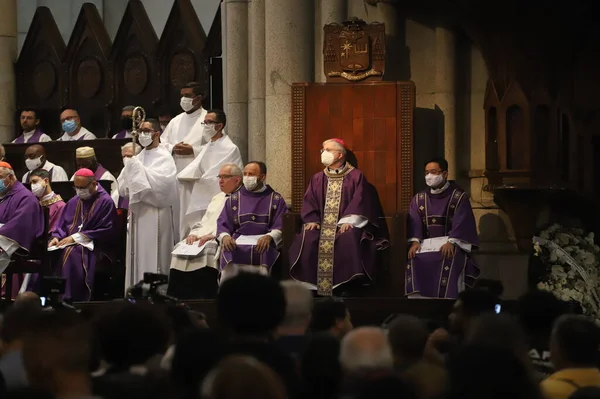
[0, 274, 598, 399]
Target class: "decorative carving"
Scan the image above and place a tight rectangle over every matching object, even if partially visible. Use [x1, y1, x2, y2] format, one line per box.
[123, 55, 148, 95]
[323, 18, 385, 83]
[170, 51, 196, 89]
[76, 57, 102, 99]
[291, 84, 307, 212]
[399, 83, 414, 212]
[33, 61, 56, 100]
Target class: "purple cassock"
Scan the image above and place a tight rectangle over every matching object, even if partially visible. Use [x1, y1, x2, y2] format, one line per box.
[217, 186, 288, 273]
[93, 164, 108, 180]
[405, 182, 480, 298]
[51, 186, 117, 301]
[13, 129, 46, 143]
[113, 130, 129, 139]
[288, 165, 389, 296]
[0, 182, 45, 298]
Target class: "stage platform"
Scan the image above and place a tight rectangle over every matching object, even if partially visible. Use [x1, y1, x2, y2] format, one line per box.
[73, 297, 517, 328]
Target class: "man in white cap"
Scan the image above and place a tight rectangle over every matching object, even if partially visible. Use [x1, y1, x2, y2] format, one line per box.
[70, 147, 119, 206]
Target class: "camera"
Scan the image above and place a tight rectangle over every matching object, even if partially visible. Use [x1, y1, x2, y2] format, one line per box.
[126, 273, 180, 305]
[39, 276, 79, 312]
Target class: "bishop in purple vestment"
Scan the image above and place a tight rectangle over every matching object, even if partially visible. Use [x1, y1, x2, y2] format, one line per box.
[406, 158, 480, 299]
[0, 162, 45, 298]
[289, 139, 389, 296]
[49, 169, 117, 301]
[217, 162, 288, 281]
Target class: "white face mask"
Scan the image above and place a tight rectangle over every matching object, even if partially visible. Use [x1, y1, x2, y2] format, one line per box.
[76, 188, 92, 200]
[25, 156, 43, 171]
[243, 176, 258, 191]
[180, 97, 195, 112]
[425, 173, 445, 188]
[203, 124, 217, 141]
[138, 133, 153, 147]
[321, 151, 335, 167]
[31, 181, 46, 198]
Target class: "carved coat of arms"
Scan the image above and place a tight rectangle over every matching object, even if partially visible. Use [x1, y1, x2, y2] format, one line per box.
[323, 18, 386, 83]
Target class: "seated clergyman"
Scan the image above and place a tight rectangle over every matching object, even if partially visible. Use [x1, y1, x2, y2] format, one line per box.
[168, 163, 243, 299]
[217, 162, 288, 283]
[49, 168, 117, 302]
[288, 138, 389, 296]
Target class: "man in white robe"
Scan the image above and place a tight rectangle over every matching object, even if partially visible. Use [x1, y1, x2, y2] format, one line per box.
[116, 142, 142, 209]
[70, 147, 119, 206]
[177, 109, 243, 240]
[118, 119, 178, 289]
[57, 109, 97, 141]
[168, 163, 242, 299]
[22, 144, 68, 183]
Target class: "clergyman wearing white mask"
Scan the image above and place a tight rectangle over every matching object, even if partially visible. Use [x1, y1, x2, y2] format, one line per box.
[176, 109, 243, 241]
[22, 144, 68, 183]
[405, 157, 479, 299]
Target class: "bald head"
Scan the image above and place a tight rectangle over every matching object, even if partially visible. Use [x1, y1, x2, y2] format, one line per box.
[15, 291, 41, 307]
[340, 327, 393, 372]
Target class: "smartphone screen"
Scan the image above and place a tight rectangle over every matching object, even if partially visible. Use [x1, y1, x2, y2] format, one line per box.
[40, 297, 47, 307]
[495, 304, 501, 314]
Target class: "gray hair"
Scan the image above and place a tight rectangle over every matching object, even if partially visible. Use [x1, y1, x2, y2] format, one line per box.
[121, 142, 142, 155]
[280, 281, 312, 328]
[0, 144, 4, 159]
[122, 105, 135, 112]
[221, 163, 242, 177]
[340, 327, 393, 371]
[322, 139, 347, 157]
[0, 166, 14, 177]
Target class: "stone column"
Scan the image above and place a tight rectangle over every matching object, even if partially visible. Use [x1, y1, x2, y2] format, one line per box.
[435, 27, 457, 179]
[248, 0, 265, 161]
[0, 0, 17, 143]
[314, 0, 345, 82]
[225, 0, 249, 161]
[265, 0, 313, 203]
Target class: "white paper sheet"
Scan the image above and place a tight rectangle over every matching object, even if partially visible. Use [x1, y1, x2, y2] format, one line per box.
[235, 235, 264, 245]
[172, 241, 208, 256]
[418, 236, 449, 254]
[47, 242, 77, 252]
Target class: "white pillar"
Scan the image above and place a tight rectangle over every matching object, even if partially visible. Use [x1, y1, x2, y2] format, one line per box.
[225, 0, 249, 161]
[248, 0, 265, 161]
[435, 27, 457, 179]
[314, 0, 345, 82]
[265, 0, 313, 203]
[0, 0, 17, 143]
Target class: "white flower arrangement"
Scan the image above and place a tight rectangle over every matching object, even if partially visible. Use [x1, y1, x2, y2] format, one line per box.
[533, 223, 600, 322]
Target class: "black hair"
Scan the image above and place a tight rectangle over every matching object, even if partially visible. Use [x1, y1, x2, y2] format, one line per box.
[0, 302, 43, 343]
[518, 289, 566, 334]
[247, 161, 267, 175]
[21, 108, 40, 120]
[207, 109, 227, 128]
[145, 118, 161, 132]
[217, 273, 286, 336]
[552, 315, 600, 366]
[456, 288, 498, 317]
[308, 299, 348, 332]
[29, 168, 51, 181]
[182, 81, 204, 97]
[424, 157, 449, 171]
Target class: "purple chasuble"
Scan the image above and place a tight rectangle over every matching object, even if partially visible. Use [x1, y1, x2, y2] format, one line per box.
[0, 182, 45, 299]
[405, 182, 480, 298]
[118, 196, 129, 209]
[217, 186, 288, 272]
[93, 164, 108, 181]
[288, 166, 389, 296]
[114, 130, 128, 139]
[13, 129, 45, 143]
[51, 186, 117, 301]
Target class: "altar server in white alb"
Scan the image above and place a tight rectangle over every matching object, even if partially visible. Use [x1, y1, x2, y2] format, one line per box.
[177, 109, 243, 240]
[119, 119, 178, 288]
[168, 163, 243, 299]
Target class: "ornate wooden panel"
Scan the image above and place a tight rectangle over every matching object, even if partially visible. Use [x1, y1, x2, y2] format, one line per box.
[204, 5, 222, 109]
[15, 7, 66, 138]
[64, 3, 112, 137]
[109, 0, 159, 133]
[157, 0, 209, 111]
[290, 81, 415, 215]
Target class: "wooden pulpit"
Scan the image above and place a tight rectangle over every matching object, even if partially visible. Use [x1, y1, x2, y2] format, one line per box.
[284, 18, 415, 297]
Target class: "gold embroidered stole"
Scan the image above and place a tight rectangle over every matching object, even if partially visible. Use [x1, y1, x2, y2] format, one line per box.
[40, 194, 63, 207]
[316, 165, 354, 296]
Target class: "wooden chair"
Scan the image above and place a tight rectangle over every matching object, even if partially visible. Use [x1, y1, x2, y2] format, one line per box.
[92, 208, 128, 300]
[1, 207, 51, 300]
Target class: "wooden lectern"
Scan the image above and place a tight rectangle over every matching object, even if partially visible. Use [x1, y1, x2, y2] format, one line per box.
[283, 18, 415, 297]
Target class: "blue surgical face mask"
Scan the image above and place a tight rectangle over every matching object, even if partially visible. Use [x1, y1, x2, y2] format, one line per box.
[62, 120, 77, 134]
[0, 177, 8, 193]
